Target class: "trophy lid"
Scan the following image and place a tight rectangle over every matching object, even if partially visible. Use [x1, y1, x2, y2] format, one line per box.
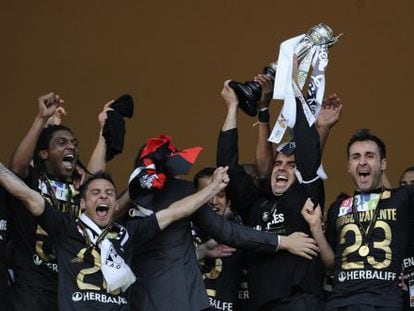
[307, 23, 342, 46]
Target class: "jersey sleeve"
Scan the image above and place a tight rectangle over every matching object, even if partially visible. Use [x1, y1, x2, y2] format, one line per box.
[217, 129, 260, 222]
[293, 99, 324, 206]
[126, 213, 161, 248]
[325, 200, 340, 253]
[34, 199, 74, 242]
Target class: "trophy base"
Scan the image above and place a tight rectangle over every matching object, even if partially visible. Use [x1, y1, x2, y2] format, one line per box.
[228, 81, 261, 117]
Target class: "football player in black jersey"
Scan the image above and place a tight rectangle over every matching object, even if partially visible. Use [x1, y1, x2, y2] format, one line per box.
[217, 73, 342, 310]
[193, 167, 250, 311]
[398, 166, 414, 310]
[302, 129, 414, 310]
[7, 93, 112, 311]
[0, 165, 231, 310]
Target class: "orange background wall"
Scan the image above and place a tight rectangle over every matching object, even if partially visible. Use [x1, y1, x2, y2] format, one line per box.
[1, 0, 413, 204]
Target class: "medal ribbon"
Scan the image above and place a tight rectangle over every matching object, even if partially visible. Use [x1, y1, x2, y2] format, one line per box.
[351, 189, 385, 250]
[40, 172, 77, 216]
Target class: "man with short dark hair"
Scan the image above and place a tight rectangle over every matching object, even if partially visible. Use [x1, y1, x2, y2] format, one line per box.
[8, 93, 111, 310]
[193, 167, 249, 311]
[302, 129, 414, 310]
[400, 167, 414, 186]
[217, 74, 341, 310]
[0, 165, 231, 310]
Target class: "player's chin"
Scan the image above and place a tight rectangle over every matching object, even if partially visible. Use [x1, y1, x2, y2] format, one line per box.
[94, 215, 111, 227]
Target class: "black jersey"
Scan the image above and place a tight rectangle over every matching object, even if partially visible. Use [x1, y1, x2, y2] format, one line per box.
[402, 254, 414, 310]
[326, 186, 414, 309]
[234, 258, 250, 311]
[9, 166, 80, 291]
[35, 200, 160, 311]
[217, 100, 325, 310]
[193, 215, 246, 311]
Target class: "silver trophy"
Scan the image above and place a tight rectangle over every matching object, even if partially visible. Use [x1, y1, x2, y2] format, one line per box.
[229, 23, 342, 117]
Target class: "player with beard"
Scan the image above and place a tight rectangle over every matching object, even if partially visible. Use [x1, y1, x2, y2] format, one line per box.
[7, 93, 111, 311]
[217, 74, 342, 310]
[0, 165, 232, 310]
[302, 129, 414, 310]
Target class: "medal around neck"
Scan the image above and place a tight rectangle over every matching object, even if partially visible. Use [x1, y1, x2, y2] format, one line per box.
[229, 23, 341, 119]
[358, 245, 370, 257]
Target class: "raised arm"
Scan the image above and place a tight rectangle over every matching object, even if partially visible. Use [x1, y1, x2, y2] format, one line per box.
[9, 93, 62, 177]
[0, 163, 44, 216]
[316, 93, 342, 152]
[253, 74, 275, 179]
[86, 100, 114, 173]
[221, 80, 238, 132]
[217, 81, 260, 220]
[155, 166, 230, 230]
[301, 199, 334, 272]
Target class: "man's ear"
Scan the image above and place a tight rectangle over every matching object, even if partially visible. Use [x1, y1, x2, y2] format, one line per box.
[39, 150, 49, 161]
[381, 158, 387, 171]
[80, 198, 86, 211]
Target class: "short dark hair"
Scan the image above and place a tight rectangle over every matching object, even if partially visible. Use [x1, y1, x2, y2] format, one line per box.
[346, 129, 386, 159]
[193, 167, 216, 190]
[79, 171, 116, 199]
[33, 125, 74, 168]
[400, 166, 414, 180]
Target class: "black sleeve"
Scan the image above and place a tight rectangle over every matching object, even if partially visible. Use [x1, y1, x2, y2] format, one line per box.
[216, 129, 260, 222]
[125, 213, 161, 248]
[325, 200, 339, 254]
[293, 100, 324, 206]
[217, 128, 240, 170]
[35, 199, 74, 242]
[193, 205, 279, 254]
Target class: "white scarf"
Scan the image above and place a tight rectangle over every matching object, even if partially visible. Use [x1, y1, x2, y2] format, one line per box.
[78, 213, 136, 293]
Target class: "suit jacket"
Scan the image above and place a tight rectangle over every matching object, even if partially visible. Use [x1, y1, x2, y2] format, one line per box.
[128, 178, 279, 311]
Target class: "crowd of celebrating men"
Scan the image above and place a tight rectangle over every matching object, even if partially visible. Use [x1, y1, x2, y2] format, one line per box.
[0, 65, 413, 311]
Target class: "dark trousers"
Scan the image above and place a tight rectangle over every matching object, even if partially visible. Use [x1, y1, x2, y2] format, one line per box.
[12, 283, 58, 311]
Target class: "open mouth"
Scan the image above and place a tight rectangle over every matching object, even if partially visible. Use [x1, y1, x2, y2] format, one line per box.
[96, 204, 109, 217]
[62, 154, 76, 169]
[276, 175, 288, 183]
[358, 171, 370, 183]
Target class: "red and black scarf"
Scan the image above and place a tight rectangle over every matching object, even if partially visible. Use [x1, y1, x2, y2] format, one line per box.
[128, 134, 202, 201]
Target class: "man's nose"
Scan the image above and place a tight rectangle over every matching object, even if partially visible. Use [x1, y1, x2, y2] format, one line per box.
[209, 196, 218, 206]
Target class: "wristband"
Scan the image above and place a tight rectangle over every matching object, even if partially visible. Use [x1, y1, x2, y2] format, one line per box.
[258, 108, 270, 123]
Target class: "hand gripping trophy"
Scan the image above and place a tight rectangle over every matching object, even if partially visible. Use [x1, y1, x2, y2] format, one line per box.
[229, 23, 341, 143]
